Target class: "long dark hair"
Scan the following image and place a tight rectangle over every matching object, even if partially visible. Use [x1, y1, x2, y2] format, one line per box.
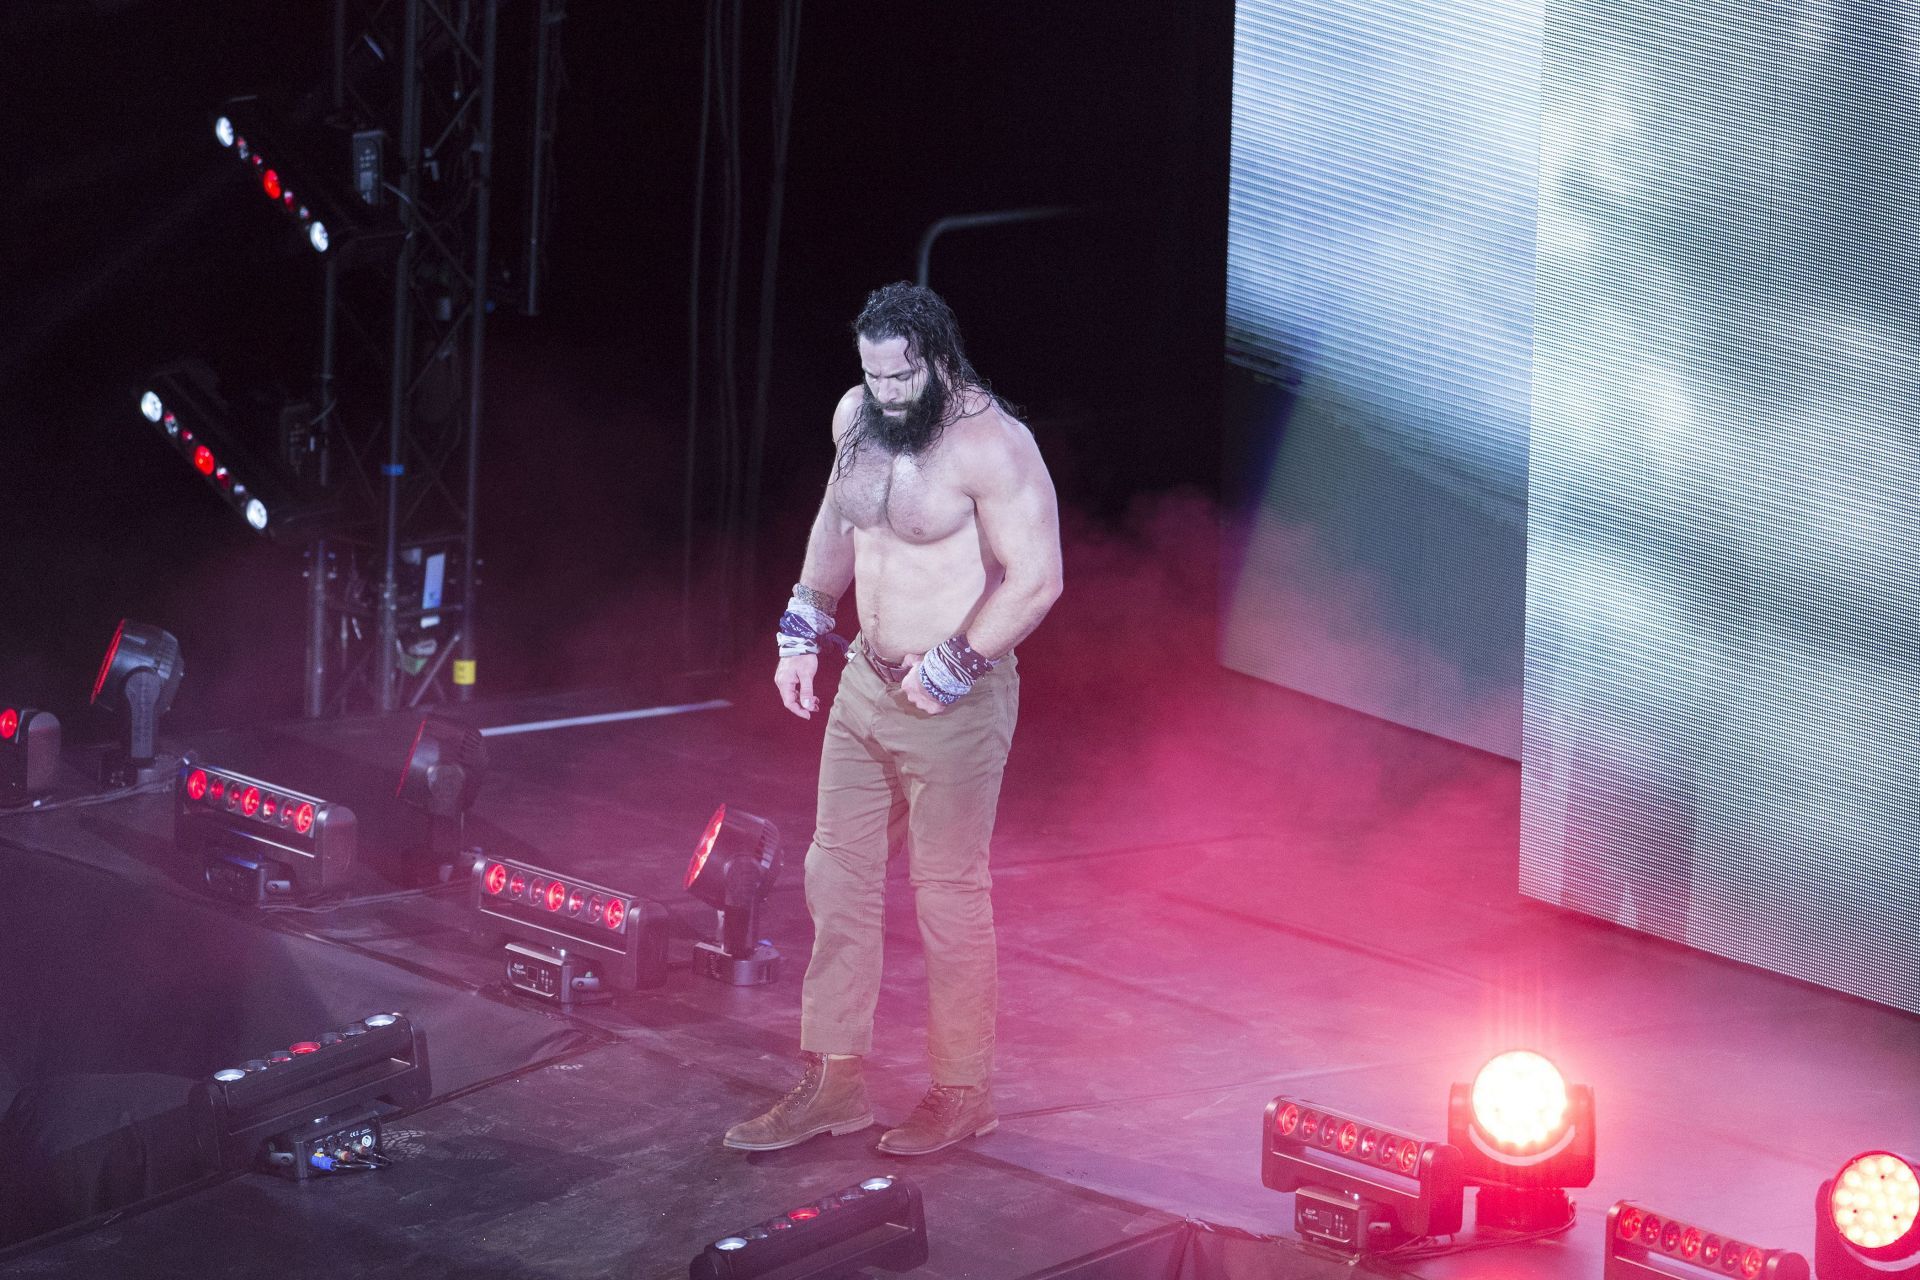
[837, 283, 1005, 476]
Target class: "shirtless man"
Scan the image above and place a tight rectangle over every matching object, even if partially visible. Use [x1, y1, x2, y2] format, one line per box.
[724, 282, 1062, 1157]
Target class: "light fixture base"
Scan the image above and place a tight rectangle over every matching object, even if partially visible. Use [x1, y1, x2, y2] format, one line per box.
[1475, 1184, 1572, 1232]
[697, 940, 781, 986]
[102, 752, 174, 790]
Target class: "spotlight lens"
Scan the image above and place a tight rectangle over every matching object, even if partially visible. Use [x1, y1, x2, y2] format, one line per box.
[309, 220, 330, 253]
[1681, 1227, 1703, 1258]
[1702, 1236, 1723, 1264]
[186, 768, 208, 800]
[240, 785, 260, 817]
[860, 1177, 893, 1191]
[1275, 1103, 1299, 1137]
[545, 880, 566, 911]
[245, 498, 269, 530]
[788, 1208, 819, 1222]
[1470, 1050, 1569, 1150]
[508, 873, 525, 897]
[1619, 1207, 1644, 1238]
[214, 116, 234, 147]
[567, 889, 585, 915]
[290, 1041, 319, 1055]
[213, 1068, 246, 1082]
[1740, 1247, 1763, 1278]
[141, 391, 164, 422]
[293, 802, 315, 834]
[715, 1238, 747, 1251]
[194, 444, 217, 476]
[604, 897, 627, 929]
[485, 863, 508, 894]
[1397, 1141, 1420, 1174]
[0, 708, 16, 741]
[365, 1013, 399, 1027]
[262, 168, 282, 200]
[1337, 1121, 1359, 1154]
[1833, 1151, 1920, 1250]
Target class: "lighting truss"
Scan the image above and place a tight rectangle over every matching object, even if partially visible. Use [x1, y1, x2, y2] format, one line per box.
[1607, 1201, 1807, 1280]
[191, 1012, 430, 1177]
[691, 1175, 929, 1280]
[1262, 1095, 1465, 1252]
[473, 855, 669, 1003]
[177, 755, 356, 902]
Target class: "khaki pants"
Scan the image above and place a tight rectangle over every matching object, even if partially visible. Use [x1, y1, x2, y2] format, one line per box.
[798, 637, 1019, 1087]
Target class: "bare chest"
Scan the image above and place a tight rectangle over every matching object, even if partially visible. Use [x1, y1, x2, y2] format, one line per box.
[830, 446, 973, 543]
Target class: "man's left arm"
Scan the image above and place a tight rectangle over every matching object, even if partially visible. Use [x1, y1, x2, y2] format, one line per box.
[904, 419, 1062, 713]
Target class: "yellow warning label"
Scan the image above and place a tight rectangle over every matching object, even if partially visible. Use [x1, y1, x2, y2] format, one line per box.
[453, 660, 477, 686]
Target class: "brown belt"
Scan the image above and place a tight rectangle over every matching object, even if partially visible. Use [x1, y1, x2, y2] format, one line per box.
[859, 637, 912, 683]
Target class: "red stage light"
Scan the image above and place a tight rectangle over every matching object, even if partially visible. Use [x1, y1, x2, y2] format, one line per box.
[293, 802, 314, 834]
[241, 786, 260, 816]
[1338, 1121, 1359, 1155]
[1275, 1103, 1299, 1137]
[545, 881, 566, 911]
[290, 1041, 319, 1055]
[261, 796, 277, 819]
[1740, 1246, 1763, 1278]
[194, 444, 216, 475]
[1470, 1050, 1568, 1152]
[567, 889, 585, 915]
[0, 708, 16, 741]
[262, 169, 282, 199]
[605, 897, 627, 929]
[209, 777, 225, 799]
[1664, 1221, 1683, 1250]
[508, 872, 525, 897]
[1620, 1207, 1645, 1238]
[186, 768, 208, 800]
[789, 1208, 820, 1222]
[1398, 1141, 1420, 1174]
[1702, 1237, 1723, 1264]
[1643, 1215, 1663, 1244]
[1682, 1226, 1703, 1258]
[485, 863, 508, 894]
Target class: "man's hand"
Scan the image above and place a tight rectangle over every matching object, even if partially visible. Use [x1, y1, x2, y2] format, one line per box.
[776, 654, 822, 719]
[899, 653, 946, 715]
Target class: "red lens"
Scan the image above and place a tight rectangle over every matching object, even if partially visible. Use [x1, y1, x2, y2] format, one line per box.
[261, 796, 277, 819]
[687, 805, 727, 888]
[1276, 1104, 1298, 1137]
[508, 873, 525, 897]
[567, 889, 585, 915]
[485, 863, 507, 894]
[92, 619, 126, 703]
[605, 898, 627, 929]
[290, 1041, 319, 1055]
[1299, 1112, 1319, 1140]
[1702, 1237, 1723, 1265]
[241, 786, 260, 816]
[186, 769, 208, 800]
[1740, 1248, 1762, 1279]
[1642, 1215, 1662, 1244]
[210, 777, 225, 799]
[545, 881, 566, 911]
[1337, 1121, 1359, 1154]
[1662, 1222, 1683, 1251]
[1681, 1228, 1703, 1259]
[1376, 1136, 1399, 1165]
[293, 802, 315, 834]
[1398, 1142, 1420, 1173]
[194, 444, 216, 475]
[0, 708, 16, 740]
[788, 1208, 819, 1222]
[1619, 1208, 1644, 1238]
[262, 168, 282, 199]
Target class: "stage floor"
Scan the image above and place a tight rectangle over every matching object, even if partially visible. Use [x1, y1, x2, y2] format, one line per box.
[1, 648, 1915, 1278]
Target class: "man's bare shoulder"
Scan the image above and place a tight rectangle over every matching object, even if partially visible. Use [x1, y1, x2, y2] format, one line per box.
[946, 393, 1046, 490]
[831, 385, 864, 443]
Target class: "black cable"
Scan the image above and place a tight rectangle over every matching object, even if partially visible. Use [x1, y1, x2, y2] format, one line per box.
[257, 881, 468, 914]
[0, 768, 179, 817]
[1375, 1202, 1577, 1261]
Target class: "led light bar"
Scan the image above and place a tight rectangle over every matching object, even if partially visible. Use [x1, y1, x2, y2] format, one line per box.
[1607, 1201, 1808, 1280]
[135, 380, 286, 536]
[1263, 1095, 1465, 1250]
[691, 1175, 929, 1280]
[473, 856, 669, 999]
[190, 1012, 430, 1175]
[212, 99, 397, 268]
[0, 705, 59, 803]
[176, 754, 355, 902]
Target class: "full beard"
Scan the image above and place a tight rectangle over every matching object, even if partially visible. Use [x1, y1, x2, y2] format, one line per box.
[856, 375, 950, 457]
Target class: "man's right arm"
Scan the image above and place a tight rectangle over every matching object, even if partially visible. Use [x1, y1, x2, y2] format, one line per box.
[775, 390, 862, 720]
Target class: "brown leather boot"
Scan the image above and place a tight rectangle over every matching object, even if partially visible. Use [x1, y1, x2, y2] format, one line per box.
[876, 1083, 997, 1156]
[723, 1054, 874, 1151]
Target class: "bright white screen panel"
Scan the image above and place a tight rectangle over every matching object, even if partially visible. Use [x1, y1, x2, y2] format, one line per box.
[1521, 0, 1920, 1013]
[1222, 0, 1542, 758]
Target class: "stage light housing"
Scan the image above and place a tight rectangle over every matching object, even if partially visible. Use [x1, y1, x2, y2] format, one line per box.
[1816, 1150, 1920, 1278]
[398, 714, 488, 874]
[1262, 1095, 1465, 1252]
[213, 98, 397, 268]
[177, 754, 355, 902]
[91, 619, 184, 783]
[190, 1012, 430, 1178]
[690, 1174, 928, 1280]
[472, 855, 669, 1003]
[685, 804, 782, 985]
[0, 705, 60, 803]
[1447, 1050, 1594, 1231]
[134, 367, 321, 540]
[1605, 1201, 1808, 1280]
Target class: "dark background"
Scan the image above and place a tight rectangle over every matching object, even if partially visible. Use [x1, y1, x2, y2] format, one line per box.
[0, 1, 1230, 732]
